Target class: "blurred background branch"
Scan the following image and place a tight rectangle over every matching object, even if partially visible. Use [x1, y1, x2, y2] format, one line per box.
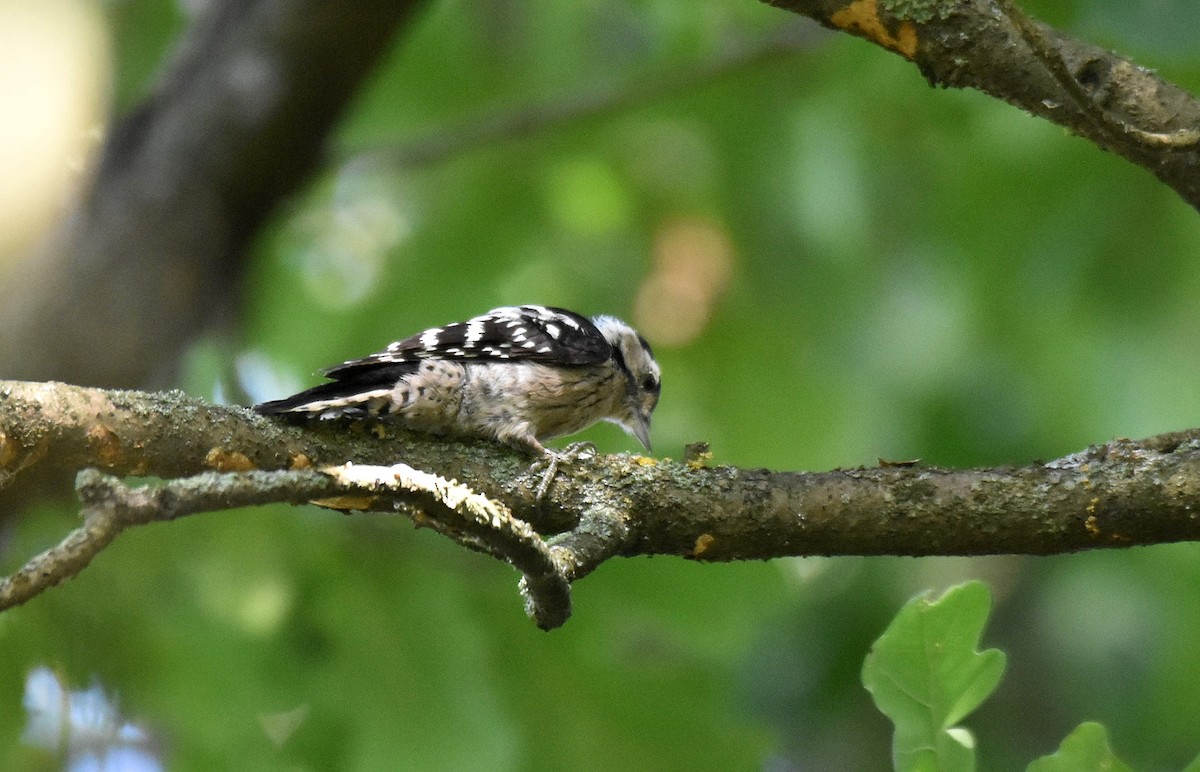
[352, 23, 822, 171]
[0, 0, 422, 387]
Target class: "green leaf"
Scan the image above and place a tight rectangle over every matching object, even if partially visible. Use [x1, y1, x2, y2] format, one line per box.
[862, 581, 1006, 772]
[1027, 722, 1132, 772]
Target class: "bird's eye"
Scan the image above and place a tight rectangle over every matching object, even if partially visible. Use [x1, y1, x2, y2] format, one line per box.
[642, 375, 658, 392]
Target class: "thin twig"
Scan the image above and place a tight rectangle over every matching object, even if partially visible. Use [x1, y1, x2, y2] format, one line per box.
[0, 462, 578, 629]
[0, 468, 336, 612]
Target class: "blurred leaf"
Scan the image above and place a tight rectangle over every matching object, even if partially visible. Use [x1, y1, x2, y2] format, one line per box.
[862, 581, 1006, 772]
[1026, 722, 1132, 772]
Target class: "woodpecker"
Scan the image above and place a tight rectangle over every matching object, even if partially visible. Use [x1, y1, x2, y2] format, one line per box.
[254, 305, 661, 458]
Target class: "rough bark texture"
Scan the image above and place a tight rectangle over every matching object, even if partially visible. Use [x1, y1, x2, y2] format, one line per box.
[5, 381, 1200, 560]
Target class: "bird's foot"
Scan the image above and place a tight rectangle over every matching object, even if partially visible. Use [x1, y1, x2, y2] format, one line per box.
[533, 441, 598, 501]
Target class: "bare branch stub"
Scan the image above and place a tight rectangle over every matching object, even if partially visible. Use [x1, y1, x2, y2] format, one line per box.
[763, 0, 1200, 212]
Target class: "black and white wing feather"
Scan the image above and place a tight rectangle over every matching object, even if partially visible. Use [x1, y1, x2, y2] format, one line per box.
[325, 305, 612, 379]
[255, 306, 615, 417]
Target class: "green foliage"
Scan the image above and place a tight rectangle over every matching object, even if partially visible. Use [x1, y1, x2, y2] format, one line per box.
[862, 581, 1006, 772]
[1027, 722, 1132, 772]
[863, 586, 1159, 771]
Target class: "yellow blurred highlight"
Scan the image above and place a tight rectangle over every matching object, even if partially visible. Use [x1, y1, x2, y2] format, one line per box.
[635, 217, 734, 346]
[195, 562, 295, 638]
[0, 0, 109, 264]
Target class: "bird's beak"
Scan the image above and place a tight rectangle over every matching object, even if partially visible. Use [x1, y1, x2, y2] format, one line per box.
[629, 411, 652, 453]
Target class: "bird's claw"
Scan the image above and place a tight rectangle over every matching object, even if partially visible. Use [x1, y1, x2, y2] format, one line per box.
[533, 441, 598, 500]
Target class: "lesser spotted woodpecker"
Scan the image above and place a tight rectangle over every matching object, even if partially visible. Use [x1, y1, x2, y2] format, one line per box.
[254, 305, 661, 455]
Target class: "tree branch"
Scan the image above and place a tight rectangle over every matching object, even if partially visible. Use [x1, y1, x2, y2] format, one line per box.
[0, 463, 575, 629]
[763, 0, 1200, 212]
[5, 380, 1200, 628]
[0, 467, 334, 614]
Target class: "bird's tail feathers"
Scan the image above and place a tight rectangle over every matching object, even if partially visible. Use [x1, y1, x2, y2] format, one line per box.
[254, 364, 414, 418]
